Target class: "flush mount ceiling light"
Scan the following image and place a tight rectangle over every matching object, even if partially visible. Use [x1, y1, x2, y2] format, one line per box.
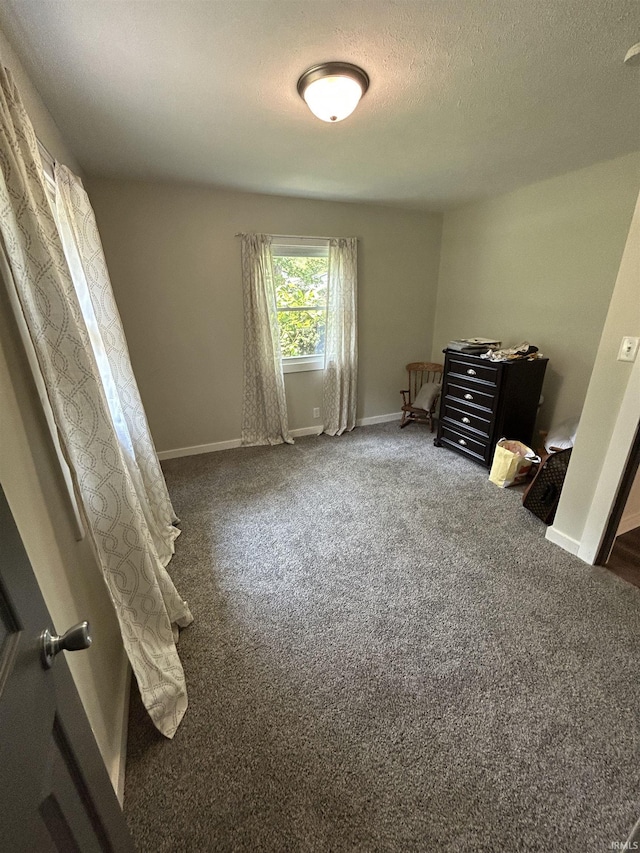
[297, 62, 369, 123]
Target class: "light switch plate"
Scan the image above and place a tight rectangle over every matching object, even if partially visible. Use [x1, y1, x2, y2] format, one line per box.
[617, 336, 640, 362]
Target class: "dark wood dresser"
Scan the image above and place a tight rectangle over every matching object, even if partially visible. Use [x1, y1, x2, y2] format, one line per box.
[434, 350, 548, 467]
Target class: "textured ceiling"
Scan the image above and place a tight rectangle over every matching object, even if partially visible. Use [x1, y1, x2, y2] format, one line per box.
[1, 0, 639, 210]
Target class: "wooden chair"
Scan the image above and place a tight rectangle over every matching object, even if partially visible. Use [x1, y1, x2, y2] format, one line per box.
[400, 362, 444, 431]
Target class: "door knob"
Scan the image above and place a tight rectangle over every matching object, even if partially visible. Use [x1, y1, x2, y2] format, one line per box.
[41, 621, 92, 669]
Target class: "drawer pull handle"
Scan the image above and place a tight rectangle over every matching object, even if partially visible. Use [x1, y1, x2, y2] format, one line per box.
[461, 417, 470, 424]
[467, 368, 477, 376]
[464, 393, 473, 401]
[458, 439, 467, 446]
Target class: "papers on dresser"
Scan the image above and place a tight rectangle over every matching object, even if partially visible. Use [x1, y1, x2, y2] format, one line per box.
[447, 337, 502, 353]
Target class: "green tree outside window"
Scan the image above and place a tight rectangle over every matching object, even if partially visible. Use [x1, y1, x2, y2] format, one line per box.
[273, 256, 328, 357]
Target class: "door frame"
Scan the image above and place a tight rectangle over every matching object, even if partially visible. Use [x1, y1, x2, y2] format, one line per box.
[594, 421, 640, 565]
[575, 353, 640, 564]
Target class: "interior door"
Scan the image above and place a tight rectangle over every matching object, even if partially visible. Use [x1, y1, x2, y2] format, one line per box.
[0, 484, 135, 853]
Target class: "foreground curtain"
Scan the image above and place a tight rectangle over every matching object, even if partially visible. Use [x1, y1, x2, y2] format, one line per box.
[0, 66, 192, 737]
[240, 233, 293, 445]
[323, 237, 358, 435]
[53, 163, 179, 569]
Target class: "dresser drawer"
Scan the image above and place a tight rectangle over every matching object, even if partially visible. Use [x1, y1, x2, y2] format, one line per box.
[445, 380, 497, 413]
[447, 356, 500, 388]
[441, 400, 492, 439]
[439, 424, 490, 464]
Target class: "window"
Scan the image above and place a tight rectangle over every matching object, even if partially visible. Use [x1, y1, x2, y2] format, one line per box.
[272, 238, 329, 373]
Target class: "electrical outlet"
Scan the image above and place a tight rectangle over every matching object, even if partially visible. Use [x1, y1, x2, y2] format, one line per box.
[617, 336, 640, 362]
[313, 407, 320, 419]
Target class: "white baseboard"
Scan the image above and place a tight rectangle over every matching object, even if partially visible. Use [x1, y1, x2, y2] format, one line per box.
[102, 657, 130, 804]
[290, 426, 323, 437]
[157, 415, 401, 460]
[617, 510, 640, 537]
[356, 412, 402, 427]
[114, 663, 131, 806]
[545, 525, 581, 557]
[157, 437, 242, 460]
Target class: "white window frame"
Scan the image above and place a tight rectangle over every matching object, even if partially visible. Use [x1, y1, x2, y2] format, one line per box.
[282, 354, 324, 373]
[271, 237, 329, 374]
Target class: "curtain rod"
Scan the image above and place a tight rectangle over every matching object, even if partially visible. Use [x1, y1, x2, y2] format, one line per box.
[235, 233, 357, 241]
[235, 232, 332, 241]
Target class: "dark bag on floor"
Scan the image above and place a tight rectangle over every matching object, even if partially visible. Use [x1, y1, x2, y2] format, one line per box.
[522, 448, 572, 525]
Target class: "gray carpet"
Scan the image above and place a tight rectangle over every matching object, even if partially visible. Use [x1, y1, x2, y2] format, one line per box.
[124, 423, 640, 852]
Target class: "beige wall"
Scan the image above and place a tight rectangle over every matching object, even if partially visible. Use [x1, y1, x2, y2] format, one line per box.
[86, 178, 442, 452]
[0, 30, 128, 789]
[432, 152, 640, 430]
[551, 190, 640, 551]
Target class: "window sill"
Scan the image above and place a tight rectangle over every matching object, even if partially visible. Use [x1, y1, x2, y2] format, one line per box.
[283, 356, 324, 374]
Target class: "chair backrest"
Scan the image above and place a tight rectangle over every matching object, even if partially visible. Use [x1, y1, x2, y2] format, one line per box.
[406, 362, 443, 405]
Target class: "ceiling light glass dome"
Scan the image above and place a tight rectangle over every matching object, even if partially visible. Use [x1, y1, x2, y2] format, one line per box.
[297, 62, 369, 123]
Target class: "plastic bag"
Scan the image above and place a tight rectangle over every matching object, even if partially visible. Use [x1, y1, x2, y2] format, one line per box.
[489, 438, 540, 488]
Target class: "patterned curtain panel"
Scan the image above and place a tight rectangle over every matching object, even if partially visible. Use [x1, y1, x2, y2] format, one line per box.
[0, 67, 192, 738]
[240, 233, 293, 446]
[323, 237, 358, 436]
[53, 163, 179, 568]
